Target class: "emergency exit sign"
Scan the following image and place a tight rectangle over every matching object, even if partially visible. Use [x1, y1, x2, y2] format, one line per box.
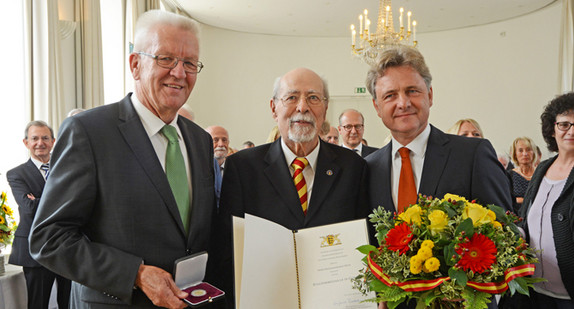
[354, 87, 367, 94]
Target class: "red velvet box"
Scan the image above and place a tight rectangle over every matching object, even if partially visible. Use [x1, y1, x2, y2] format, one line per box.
[174, 252, 225, 307]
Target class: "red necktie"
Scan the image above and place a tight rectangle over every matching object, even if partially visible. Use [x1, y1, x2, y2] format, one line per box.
[291, 157, 309, 215]
[397, 147, 417, 213]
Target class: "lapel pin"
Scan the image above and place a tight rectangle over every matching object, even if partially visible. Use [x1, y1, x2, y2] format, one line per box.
[326, 170, 333, 176]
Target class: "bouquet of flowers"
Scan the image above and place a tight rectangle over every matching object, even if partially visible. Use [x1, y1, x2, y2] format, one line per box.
[0, 192, 17, 251]
[353, 194, 542, 309]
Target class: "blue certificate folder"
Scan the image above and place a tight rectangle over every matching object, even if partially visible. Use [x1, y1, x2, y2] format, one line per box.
[174, 252, 225, 307]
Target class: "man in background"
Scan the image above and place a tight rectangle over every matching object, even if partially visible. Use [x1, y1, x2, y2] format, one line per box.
[321, 125, 340, 145]
[29, 10, 219, 308]
[7, 121, 71, 309]
[338, 109, 377, 157]
[206, 125, 230, 173]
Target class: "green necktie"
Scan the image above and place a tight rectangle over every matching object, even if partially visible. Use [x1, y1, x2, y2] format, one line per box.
[161, 125, 190, 232]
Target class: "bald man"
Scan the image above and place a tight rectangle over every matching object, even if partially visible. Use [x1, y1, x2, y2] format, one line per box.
[206, 125, 230, 172]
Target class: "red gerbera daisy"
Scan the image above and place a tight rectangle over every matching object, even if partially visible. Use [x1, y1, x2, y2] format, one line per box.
[455, 233, 497, 273]
[385, 222, 413, 255]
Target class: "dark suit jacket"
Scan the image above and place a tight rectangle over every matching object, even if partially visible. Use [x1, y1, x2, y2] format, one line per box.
[7, 159, 44, 267]
[216, 138, 370, 306]
[367, 126, 512, 213]
[361, 145, 378, 158]
[29, 94, 217, 308]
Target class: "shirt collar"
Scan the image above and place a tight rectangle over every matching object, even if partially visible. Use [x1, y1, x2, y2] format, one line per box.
[30, 157, 47, 170]
[280, 138, 320, 172]
[391, 124, 431, 157]
[343, 143, 363, 154]
[131, 94, 181, 138]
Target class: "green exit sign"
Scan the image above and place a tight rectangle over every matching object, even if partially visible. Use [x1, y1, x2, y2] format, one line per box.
[354, 87, 366, 94]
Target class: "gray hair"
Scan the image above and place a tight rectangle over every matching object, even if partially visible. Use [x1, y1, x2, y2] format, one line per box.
[271, 74, 330, 103]
[25, 120, 54, 139]
[366, 46, 432, 99]
[133, 10, 200, 52]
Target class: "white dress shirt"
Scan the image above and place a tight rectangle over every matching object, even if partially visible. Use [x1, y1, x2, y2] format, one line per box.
[390, 125, 431, 210]
[343, 143, 363, 156]
[31, 157, 49, 180]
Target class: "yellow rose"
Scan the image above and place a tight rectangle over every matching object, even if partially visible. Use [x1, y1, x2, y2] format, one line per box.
[424, 257, 440, 273]
[417, 246, 433, 260]
[399, 205, 423, 226]
[428, 210, 448, 234]
[493, 221, 503, 229]
[442, 194, 467, 203]
[462, 203, 494, 226]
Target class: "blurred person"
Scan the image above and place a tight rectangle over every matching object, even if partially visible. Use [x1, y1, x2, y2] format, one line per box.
[323, 126, 340, 145]
[266, 125, 280, 143]
[319, 119, 331, 137]
[206, 125, 230, 172]
[7, 121, 71, 309]
[67, 108, 86, 117]
[338, 109, 378, 157]
[362, 138, 369, 146]
[498, 153, 511, 169]
[365, 47, 511, 309]
[447, 118, 484, 138]
[517, 92, 574, 308]
[535, 145, 542, 167]
[218, 68, 370, 307]
[509, 137, 538, 208]
[29, 10, 219, 309]
[178, 104, 194, 121]
[242, 141, 255, 149]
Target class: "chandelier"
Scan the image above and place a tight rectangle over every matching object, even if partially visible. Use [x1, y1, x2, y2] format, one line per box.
[350, 0, 418, 66]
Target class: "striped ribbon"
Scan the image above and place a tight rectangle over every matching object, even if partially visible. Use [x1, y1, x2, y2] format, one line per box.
[367, 252, 535, 294]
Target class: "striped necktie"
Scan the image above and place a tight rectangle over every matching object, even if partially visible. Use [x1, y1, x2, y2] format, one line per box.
[161, 125, 191, 232]
[40, 163, 50, 180]
[291, 157, 309, 215]
[397, 147, 417, 212]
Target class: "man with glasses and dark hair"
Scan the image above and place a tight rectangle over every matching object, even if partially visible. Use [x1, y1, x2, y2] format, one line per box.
[338, 109, 378, 157]
[29, 10, 219, 309]
[217, 68, 370, 306]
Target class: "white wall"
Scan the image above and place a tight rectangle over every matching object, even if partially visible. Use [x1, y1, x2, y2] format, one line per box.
[190, 2, 561, 159]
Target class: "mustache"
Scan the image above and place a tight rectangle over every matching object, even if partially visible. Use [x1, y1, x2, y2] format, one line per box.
[214, 147, 227, 152]
[289, 114, 316, 126]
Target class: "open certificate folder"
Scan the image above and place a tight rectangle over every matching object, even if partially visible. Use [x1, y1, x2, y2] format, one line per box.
[233, 214, 376, 309]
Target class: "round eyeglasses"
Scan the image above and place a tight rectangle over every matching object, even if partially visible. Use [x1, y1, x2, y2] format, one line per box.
[137, 52, 203, 73]
[340, 124, 364, 132]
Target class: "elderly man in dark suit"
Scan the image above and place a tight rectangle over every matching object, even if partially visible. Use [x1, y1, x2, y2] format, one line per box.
[29, 10, 217, 309]
[338, 109, 378, 158]
[217, 67, 370, 306]
[7, 120, 71, 309]
[365, 47, 511, 309]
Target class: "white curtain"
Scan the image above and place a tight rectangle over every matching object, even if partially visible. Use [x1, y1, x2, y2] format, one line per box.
[23, 0, 65, 126]
[78, 0, 105, 110]
[559, 0, 574, 93]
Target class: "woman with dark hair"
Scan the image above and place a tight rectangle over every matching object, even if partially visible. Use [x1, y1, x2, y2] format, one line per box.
[519, 92, 574, 308]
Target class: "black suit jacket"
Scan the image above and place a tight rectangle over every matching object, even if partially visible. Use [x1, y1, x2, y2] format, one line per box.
[29, 94, 217, 308]
[216, 138, 370, 306]
[7, 159, 45, 267]
[367, 126, 512, 213]
[361, 145, 378, 158]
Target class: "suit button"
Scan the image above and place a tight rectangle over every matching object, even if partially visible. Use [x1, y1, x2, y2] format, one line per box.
[186, 249, 192, 255]
[558, 213, 565, 221]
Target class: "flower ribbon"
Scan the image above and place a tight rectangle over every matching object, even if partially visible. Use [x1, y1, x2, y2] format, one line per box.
[367, 252, 535, 294]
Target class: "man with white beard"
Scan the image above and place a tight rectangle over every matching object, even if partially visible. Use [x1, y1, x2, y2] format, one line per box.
[215, 68, 370, 305]
[206, 125, 230, 173]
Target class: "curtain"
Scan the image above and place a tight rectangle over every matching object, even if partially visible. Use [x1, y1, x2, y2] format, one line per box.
[77, 0, 105, 110]
[23, 0, 65, 127]
[559, 0, 574, 93]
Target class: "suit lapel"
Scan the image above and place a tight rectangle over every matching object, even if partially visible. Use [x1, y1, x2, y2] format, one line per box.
[372, 144, 394, 212]
[116, 96, 186, 235]
[25, 159, 46, 189]
[419, 126, 450, 197]
[263, 139, 305, 225]
[306, 142, 339, 222]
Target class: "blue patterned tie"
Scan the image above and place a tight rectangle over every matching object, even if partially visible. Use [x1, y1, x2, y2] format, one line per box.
[40, 163, 50, 180]
[161, 125, 190, 232]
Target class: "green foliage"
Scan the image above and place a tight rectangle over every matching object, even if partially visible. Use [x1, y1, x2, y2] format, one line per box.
[462, 288, 490, 309]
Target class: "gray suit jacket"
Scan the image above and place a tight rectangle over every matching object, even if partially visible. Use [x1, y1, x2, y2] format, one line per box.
[29, 94, 217, 308]
[7, 159, 45, 267]
[367, 125, 512, 213]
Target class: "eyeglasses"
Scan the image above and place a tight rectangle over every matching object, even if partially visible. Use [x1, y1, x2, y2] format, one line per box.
[136, 52, 204, 73]
[279, 94, 326, 107]
[555, 121, 574, 131]
[340, 124, 364, 132]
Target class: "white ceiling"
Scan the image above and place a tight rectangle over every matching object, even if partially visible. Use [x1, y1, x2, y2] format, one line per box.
[175, 0, 557, 37]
